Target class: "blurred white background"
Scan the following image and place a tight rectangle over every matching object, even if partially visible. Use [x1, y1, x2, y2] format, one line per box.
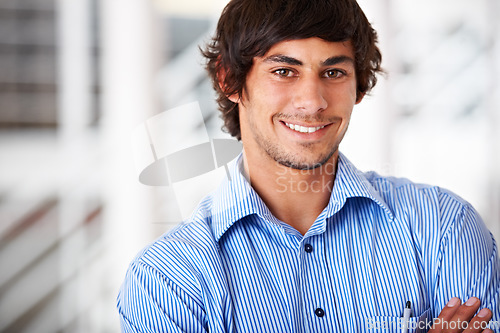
[0, 0, 498, 332]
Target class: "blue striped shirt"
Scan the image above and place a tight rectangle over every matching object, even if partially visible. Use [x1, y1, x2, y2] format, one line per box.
[117, 153, 500, 332]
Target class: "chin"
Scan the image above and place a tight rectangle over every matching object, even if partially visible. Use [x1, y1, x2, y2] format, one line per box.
[275, 149, 337, 171]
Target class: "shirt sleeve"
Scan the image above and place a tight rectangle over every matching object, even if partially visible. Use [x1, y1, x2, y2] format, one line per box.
[434, 199, 500, 321]
[117, 259, 207, 333]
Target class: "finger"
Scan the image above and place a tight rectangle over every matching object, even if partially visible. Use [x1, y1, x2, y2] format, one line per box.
[448, 297, 482, 330]
[430, 297, 483, 332]
[431, 297, 462, 331]
[437, 297, 462, 319]
[462, 308, 492, 333]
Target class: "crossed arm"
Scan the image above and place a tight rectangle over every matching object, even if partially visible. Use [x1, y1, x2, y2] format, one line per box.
[430, 297, 494, 333]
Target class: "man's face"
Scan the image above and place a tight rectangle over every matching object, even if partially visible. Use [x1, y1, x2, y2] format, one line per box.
[235, 37, 361, 170]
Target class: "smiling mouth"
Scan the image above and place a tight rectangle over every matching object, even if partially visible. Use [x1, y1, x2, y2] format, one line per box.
[283, 122, 328, 134]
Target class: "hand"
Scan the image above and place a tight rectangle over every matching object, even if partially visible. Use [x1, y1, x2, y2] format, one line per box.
[429, 297, 493, 333]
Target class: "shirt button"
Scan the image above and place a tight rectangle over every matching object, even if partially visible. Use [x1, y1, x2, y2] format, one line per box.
[304, 244, 313, 253]
[314, 308, 325, 317]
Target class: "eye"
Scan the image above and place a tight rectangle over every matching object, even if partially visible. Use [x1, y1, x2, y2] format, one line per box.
[273, 68, 294, 77]
[323, 69, 345, 79]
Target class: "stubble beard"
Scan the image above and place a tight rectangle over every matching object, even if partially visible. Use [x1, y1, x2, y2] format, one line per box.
[242, 102, 343, 170]
[251, 124, 338, 171]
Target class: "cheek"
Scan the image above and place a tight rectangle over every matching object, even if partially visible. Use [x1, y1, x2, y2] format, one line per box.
[327, 87, 357, 110]
[252, 84, 292, 123]
[259, 82, 291, 103]
[344, 79, 358, 100]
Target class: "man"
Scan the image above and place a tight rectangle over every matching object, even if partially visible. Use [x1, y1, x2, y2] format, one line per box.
[117, 0, 500, 332]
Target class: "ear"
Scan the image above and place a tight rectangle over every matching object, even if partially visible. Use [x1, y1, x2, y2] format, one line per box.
[355, 92, 365, 105]
[217, 64, 240, 103]
[226, 91, 239, 104]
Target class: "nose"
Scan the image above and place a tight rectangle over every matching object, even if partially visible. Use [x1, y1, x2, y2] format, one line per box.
[291, 76, 327, 113]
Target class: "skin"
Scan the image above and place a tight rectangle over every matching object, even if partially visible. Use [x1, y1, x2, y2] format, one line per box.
[232, 37, 360, 235]
[227, 37, 493, 331]
[429, 297, 493, 333]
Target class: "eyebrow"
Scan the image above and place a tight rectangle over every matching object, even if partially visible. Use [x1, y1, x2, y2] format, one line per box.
[322, 55, 354, 67]
[263, 55, 303, 66]
[263, 54, 354, 67]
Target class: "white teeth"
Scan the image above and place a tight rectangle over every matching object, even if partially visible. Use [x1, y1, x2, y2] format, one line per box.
[284, 122, 326, 133]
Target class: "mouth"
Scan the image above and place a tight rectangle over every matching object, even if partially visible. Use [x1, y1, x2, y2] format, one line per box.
[282, 121, 330, 134]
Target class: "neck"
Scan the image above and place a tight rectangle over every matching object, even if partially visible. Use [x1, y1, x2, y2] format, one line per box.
[243, 150, 338, 235]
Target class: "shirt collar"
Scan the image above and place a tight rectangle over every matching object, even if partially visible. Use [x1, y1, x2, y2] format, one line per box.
[210, 154, 272, 241]
[209, 152, 394, 241]
[325, 152, 394, 222]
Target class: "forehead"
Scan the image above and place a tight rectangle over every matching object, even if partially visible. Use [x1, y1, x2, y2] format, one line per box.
[259, 37, 355, 63]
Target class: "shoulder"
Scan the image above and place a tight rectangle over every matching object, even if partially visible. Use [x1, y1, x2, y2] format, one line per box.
[360, 171, 488, 244]
[130, 195, 222, 287]
[365, 172, 496, 252]
[117, 196, 228, 325]
[363, 171, 471, 219]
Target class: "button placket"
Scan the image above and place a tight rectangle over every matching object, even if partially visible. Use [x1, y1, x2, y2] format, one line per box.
[301, 236, 330, 328]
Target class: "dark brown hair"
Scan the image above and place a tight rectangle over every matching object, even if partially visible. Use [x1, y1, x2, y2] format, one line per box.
[202, 0, 382, 140]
